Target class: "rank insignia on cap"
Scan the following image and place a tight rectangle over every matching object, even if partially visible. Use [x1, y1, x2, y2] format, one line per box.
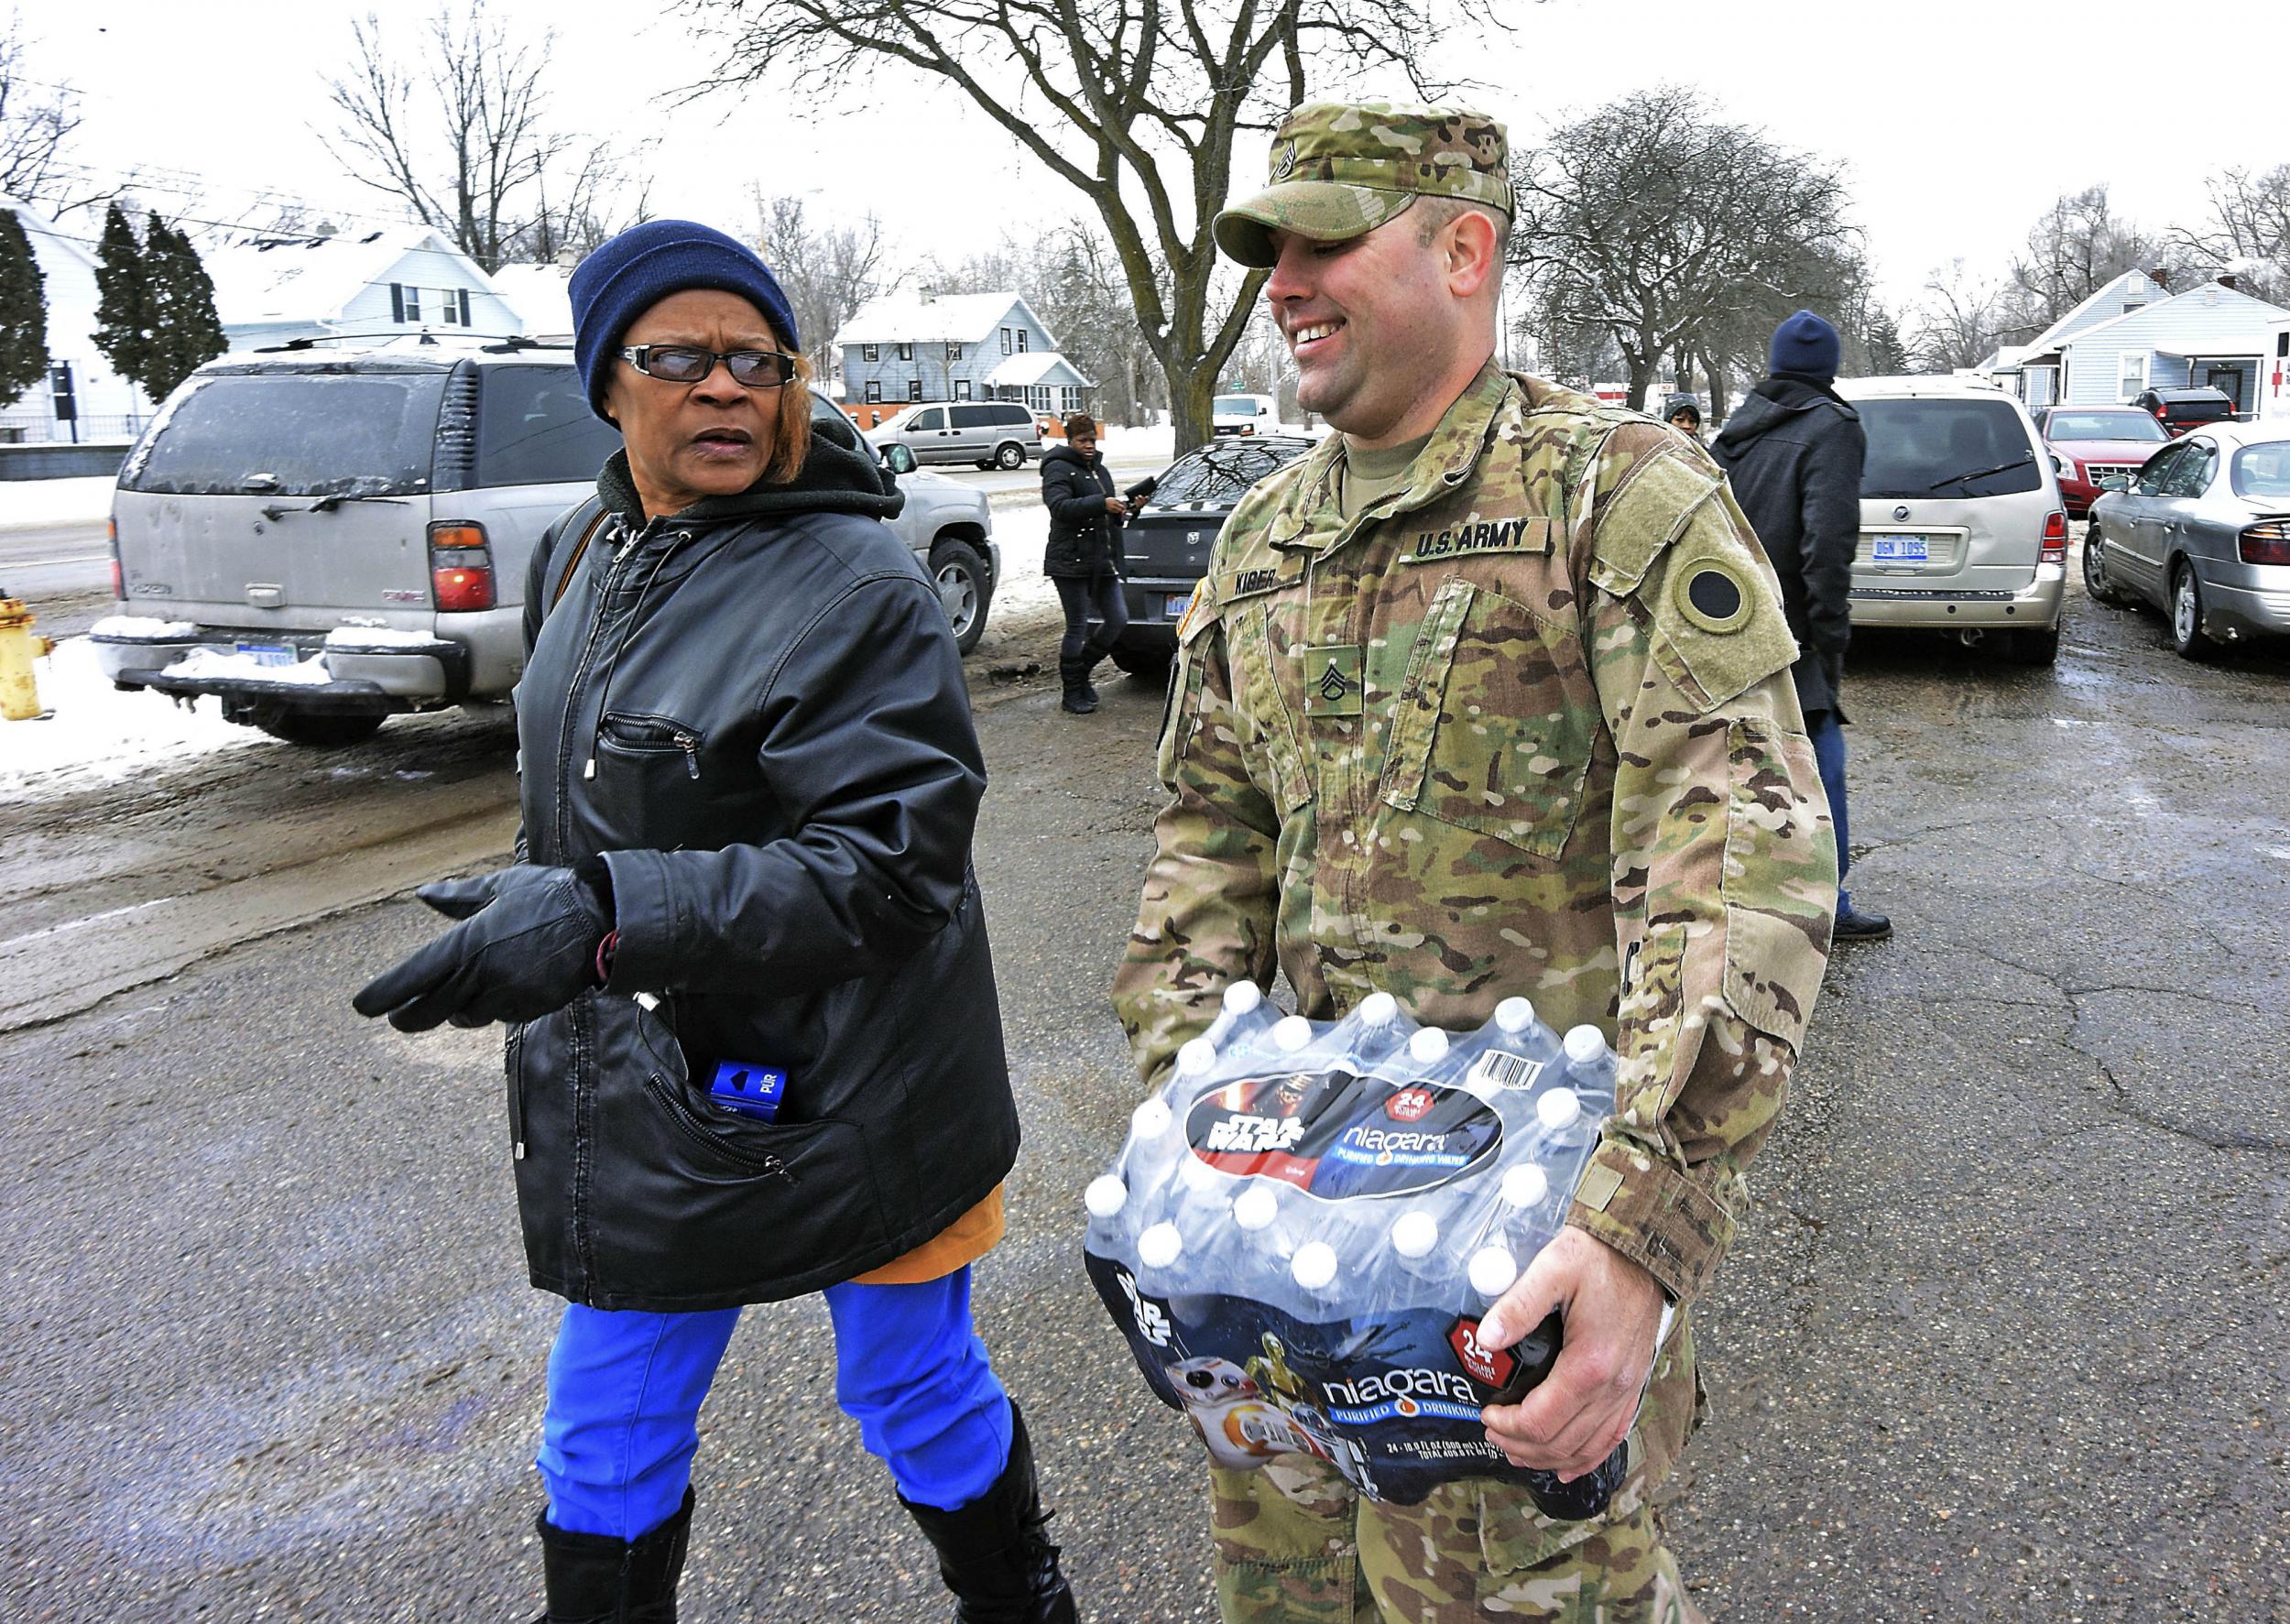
[1674, 560, 1752, 635]
[1272, 139, 1298, 180]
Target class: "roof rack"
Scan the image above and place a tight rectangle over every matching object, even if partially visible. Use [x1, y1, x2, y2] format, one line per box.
[478, 335, 575, 354]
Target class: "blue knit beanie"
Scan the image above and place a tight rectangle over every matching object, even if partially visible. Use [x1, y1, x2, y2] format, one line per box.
[1769, 310, 1841, 382]
[569, 220, 801, 420]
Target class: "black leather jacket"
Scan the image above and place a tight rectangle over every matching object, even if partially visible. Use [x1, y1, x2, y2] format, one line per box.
[507, 433, 1018, 1311]
[1041, 443, 1122, 578]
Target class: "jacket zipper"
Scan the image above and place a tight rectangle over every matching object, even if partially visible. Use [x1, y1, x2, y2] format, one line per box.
[673, 729, 700, 779]
[553, 518, 649, 856]
[644, 1074, 791, 1178]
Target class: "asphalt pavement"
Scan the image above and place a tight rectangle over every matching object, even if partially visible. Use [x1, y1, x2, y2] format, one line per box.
[0, 555, 2284, 1622]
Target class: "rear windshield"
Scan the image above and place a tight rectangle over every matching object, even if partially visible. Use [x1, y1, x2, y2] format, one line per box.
[1150, 439, 1312, 508]
[2162, 393, 2233, 422]
[1858, 398, 2042, 499]
[476, 366, 622, 486]
[121, 369, 450, 497]
[2230, 441, 2290, 501]
[2045, 409, 2165, 442]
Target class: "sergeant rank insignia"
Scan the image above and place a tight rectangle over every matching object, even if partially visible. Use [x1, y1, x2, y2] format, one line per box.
[1303, 644, 1364, 717]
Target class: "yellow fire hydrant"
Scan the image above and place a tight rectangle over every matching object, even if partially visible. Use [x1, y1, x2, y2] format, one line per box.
[0, 595, 56, 721]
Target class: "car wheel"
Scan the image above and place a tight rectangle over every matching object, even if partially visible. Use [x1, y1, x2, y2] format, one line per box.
[994, 442, 1025, 470]
[2005, 625, 2060, 666]
[2170, 560, 2219, 661]
[929, 540, 988, 655]
[1108, 644, 1172, 682]
[2080, 527, 2132, 607]
[256, 709, 387, 747]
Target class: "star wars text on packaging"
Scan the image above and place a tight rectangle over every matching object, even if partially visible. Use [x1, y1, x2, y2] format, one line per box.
[1083, 984, 1641, 1515]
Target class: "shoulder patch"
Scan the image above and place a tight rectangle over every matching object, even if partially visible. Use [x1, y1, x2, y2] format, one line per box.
[1587, 444, 1723, 599]
[1645, 498, 1797, 711]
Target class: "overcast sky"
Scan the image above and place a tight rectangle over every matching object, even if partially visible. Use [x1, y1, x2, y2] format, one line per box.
[40, 0, 2290, 319]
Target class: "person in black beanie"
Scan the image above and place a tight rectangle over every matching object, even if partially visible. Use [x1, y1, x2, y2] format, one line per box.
[1711, 309, 1890, 942]
[1039, 412, 1137, 714]
[352, 218, 1077, 1623]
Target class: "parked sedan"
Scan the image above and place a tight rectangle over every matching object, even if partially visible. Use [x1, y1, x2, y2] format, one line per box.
[2032, 405, 2169, 518]
[1108, 434, 1318, 680]
[2085, 421, 2290, 658]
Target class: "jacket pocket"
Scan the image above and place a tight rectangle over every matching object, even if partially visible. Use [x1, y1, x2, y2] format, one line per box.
[596, 711, 703, 779]
[1381, 578, 1596, 859]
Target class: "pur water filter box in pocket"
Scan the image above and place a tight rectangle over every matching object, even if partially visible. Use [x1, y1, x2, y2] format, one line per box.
[1082, 984, 1633, 1513]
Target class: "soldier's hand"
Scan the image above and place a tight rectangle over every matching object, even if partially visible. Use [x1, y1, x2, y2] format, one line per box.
[1478, 1227, 1666, 1482]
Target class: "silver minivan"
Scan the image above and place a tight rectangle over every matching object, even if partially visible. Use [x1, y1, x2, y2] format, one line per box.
[1834, 376, 2068, 665]
[865, 399, 1040, 469]
[92, 343, 1000, 746]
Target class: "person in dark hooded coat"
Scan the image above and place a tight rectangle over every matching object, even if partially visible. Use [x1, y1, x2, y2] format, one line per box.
[1712, 311, 1890, 942]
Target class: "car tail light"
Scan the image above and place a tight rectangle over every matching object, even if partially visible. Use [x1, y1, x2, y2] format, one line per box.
[2040, 509, 2068, 565]
[2240, 518, 2290, 566]
[107, 516, 123, 600]
[429, 521, 496, 612]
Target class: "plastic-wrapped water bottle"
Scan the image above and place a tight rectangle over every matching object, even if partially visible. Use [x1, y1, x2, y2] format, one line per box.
[1387, 1208, 1447, 1294]
[1204, 979, 1281, 1058]
[1560, 1025, 1618, 1110]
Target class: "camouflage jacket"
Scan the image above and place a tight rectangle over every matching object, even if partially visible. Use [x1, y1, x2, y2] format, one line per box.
[1112, 367, 1836, 1307]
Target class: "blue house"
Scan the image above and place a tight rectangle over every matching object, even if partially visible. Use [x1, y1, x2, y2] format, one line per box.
[835, 289, 1091, 419]
[2001, 269, 2289, 412]
[204, 225, 522, 352]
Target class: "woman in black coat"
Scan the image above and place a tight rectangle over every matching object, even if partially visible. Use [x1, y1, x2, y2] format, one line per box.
[1039, 412, 1137, 714]
[352, 221, 1076, 1624]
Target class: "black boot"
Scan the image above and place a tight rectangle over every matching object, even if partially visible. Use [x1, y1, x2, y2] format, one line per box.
[1058, 655, 1096, 714]
[527, 1488, 692, 1623]
[1075, 635, 1112, 706]
[900, 1405, 1078, 1624]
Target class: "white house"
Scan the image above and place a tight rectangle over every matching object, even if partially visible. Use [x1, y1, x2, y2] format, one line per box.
[0, 195, 158, 444]
[202, 225, 523, 354]
[2050, 278, 2290, 411]
[835, 289, 1091, 418]
[1999, 268, 2175, 408]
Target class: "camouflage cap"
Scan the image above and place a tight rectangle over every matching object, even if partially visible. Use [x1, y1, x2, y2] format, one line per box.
[1213, 100, 1512, 268]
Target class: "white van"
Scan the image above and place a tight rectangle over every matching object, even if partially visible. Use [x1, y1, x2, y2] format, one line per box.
[1212, 393, 1279, 438]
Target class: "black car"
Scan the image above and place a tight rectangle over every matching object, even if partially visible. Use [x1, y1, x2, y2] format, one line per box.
[1109, 434, 1319, 679]
[2131, 385, 2238, 436]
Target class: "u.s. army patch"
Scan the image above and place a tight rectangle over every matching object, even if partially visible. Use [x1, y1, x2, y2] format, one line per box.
[1401, 516, 1554, 563]
[1301, 644, 1364, 716]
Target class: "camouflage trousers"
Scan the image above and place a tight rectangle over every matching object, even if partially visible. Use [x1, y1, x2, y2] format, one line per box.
[1209, 1321, 1707, 1624]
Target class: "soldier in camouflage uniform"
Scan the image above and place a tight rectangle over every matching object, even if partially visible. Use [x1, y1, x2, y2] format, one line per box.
[1109, 100, 1837, 1622]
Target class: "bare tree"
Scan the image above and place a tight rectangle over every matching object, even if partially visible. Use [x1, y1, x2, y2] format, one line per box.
[0, 16, 126, 216]
[688, 0, 1498, 447]
[1907, 258, 2008, 374]
[1510, 86, 1856, 410]
[2010, 185, 2155, 329]
[322, 2, 645, 271]
[752, 191, 893, 377]
[2169, 164, 2290, 303]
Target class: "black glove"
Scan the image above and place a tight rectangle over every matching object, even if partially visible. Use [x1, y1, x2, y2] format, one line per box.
[352, 863, 612, 1032]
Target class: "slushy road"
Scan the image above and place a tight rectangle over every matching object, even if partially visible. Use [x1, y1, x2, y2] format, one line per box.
[0, 550, 2283, 1622]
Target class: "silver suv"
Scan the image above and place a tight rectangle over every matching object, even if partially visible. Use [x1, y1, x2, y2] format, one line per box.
[1835, 376, 2068, 665]
[91, 343, 998, 745]
[865, 399, 1041, 469]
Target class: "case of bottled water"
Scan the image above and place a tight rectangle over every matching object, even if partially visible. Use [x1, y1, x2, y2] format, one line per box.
[1082, 983, 1633, 1513]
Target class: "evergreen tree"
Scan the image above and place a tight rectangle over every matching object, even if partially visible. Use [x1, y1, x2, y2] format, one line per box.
[142, 216, 226, 401]
[1865, 309, 1910, 376]
[0, 208, 49, 409]
[92, 203, 153, 393]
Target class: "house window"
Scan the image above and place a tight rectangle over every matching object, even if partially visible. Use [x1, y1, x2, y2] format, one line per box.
[391, 283, 421, 322]
[865, 381, 882, 404]
[954, 379, 972, 401]
[1061, 386, 1081, 414]
[908, 379, 923, 402]
[999, 328, 1013, 355]
[947, 343, 964, 362]
[863, 343, 879, 363]
[1015, 329, 1029, 353]
[438, 289, 460, 325]
[897, 342, 913, 361]
[2118, 351, 2147, 401]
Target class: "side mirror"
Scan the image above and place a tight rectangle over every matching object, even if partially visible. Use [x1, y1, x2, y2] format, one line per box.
[2097, 474, 2130, 493]
[881, 442, 916, 476]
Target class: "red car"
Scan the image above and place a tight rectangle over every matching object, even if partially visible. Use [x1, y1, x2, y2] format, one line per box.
[2032, 405, 2171, 518]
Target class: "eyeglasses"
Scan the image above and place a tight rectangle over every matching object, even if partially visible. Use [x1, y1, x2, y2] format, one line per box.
[619, 345, 800, 388]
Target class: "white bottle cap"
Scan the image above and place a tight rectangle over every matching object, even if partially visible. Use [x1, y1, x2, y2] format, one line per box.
[1222, 980, 1264, 1015]
[1564, 1025, 1610, 1064]
[1179, 1152, 1221, 1192]
[1408, 1027, 1450, 1064]
[1232, 1183, 1281, 1231]
[1177, 1037, 1218, 1076]
[1390, 1210, 1439, 1259]
[1085, 1174, 1129, 1219]
[1499, 1164, 1550, 1207]
[1291, 1241, 1338, 1292]
[1494, 997, 1535, 1034]
[1130, 1097, 1173, 1139]
[1537, 1087, 1583, 1131]
[1138, 1222, 1183, 1270]
[1358, 990, 1400, 1028]
[1468, 1244, 1520, 1299]
[1273, 1015, 1314, 1052]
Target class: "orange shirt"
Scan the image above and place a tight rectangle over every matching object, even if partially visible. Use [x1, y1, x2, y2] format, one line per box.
[850, 1184, 1005, 1285]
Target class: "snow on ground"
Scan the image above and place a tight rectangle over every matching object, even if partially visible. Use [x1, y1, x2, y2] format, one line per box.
[985, 505, 1059, 623]
[1094, 423, 1177, 461]
[0, 636, 264, 803]
[0, 475, 115, 531]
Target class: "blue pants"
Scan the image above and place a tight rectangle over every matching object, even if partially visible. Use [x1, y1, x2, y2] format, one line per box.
[537, 1267, 1014, 1539]
[1807, 708, 1852, 910]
